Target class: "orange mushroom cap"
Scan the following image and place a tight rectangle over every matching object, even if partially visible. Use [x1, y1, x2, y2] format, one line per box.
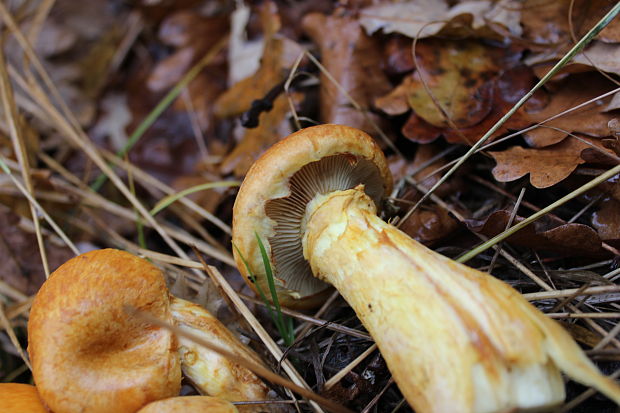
[28, 249, 181, 413]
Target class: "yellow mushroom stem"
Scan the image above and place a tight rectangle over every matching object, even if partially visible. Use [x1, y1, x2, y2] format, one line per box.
[302, 186, 620, 413]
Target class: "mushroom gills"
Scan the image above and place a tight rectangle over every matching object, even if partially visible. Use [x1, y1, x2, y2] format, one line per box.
[265, 154, 385, 297]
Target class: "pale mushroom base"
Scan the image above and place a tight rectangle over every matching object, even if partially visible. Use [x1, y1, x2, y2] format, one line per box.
[302, 186, 620, 413]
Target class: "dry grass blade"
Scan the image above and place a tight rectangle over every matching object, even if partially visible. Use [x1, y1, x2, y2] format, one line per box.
[0, 38, 50, 277]
[524, 285, 620, 301]
[0, 303, 31, 371]
[126, 307, 354, 413]
[193, 248, 327, 413]
[323, 343, 378, 390]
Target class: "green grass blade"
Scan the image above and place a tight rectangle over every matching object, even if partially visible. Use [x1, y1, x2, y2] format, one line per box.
[255, 233, 295, 346]
[149, 181, 240, 215]
[90, 37, 228, 192]
[232, 242, 281, 328]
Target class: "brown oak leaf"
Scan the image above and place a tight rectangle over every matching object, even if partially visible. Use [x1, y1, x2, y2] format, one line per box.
[489, 138, 591, 188]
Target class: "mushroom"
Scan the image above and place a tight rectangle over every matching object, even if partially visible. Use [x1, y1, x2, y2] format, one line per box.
[0, 383, 48, 413]
[136, 396, 238, 413]
[171, 296, 289, 412]
[28, 249, 182, 413]
[28, 249, 288, 413]
[232, 124, 620, 413]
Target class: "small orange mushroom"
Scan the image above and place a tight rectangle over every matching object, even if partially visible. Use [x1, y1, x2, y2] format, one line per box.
[28, 249, 181, 413]
[0, 383, 48, 413]
[27, 249, 288, 412]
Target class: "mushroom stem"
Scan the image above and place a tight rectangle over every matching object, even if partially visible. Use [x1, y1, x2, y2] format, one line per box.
[302, 186, 620, 413]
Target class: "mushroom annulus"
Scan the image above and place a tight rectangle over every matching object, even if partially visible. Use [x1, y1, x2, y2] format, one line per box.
[232, 124, 620, 413]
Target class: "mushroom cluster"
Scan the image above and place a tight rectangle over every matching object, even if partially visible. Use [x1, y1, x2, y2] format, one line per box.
[232, 124, 620, 413]
[26, 249, 284, 413]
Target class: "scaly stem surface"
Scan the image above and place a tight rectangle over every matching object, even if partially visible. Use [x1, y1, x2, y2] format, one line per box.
[302, 186, 620, 413]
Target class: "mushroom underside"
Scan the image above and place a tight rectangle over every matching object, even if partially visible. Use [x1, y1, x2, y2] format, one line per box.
[265, 153, 385, 297]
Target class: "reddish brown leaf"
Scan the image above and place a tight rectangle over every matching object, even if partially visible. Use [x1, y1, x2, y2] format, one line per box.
[400, 66, 539, 145]
[523, 74, 617, 147]
[467, 209, 604, 256]
[302, 11, 391, 131]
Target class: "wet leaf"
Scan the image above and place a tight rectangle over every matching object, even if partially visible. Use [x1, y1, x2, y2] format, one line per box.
[467, 209, 605, 255]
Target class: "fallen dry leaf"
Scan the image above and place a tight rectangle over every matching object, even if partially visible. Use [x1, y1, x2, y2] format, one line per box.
[220, 93, 300, 176]
[523, 74, 617, 148]
[359, 0, 521, 40]
[0, 204, 74, 295]
[571, 41, 620, 76]
[404, 39, 501, 130]
[302, 11, 392, 131]
[467, 209, 605, 256]
[214, 2, 304, 118]
[399, 66, 540, 145]
[489, 138, 591, 188]
[147, 11, 228, 92]
[521, 0, 620, 46]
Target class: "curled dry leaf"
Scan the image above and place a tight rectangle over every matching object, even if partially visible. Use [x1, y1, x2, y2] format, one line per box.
[377, 39, 522, 143]
[466, 209, 605, 256]
[302, 11, 391, 131]
[489, 138, 591, 188]
[359, 0, 522, 40]
[214, 2, 304, 118]
[404, 40, 501, 129]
